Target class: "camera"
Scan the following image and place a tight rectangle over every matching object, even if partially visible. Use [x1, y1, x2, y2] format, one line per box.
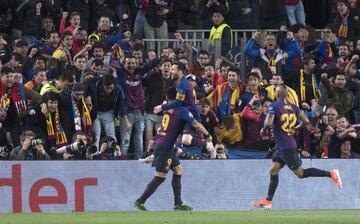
[55, 140, 85, 154]
[87, 145, 98, 154]
[216, 147, 225, 154]
[0, 145, 12, 154]
[106, 140, 117, 150]
[31, 138, 44, 146]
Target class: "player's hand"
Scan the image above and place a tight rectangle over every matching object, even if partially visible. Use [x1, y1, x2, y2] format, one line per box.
[62, 11, 69, 18]
[153, 105, 163, 114]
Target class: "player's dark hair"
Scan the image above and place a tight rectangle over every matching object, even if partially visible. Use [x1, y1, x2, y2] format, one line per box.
[165, 87, 177, 101]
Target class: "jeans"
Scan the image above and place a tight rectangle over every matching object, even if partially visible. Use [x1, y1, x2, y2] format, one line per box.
[144, 18, 168, 51]
[120, 110, 145, 159]
[93, 111, 117, 150]
[284, 1, 306, 26]
[144, 112, 162, 149]
[133, 10, 145, 37]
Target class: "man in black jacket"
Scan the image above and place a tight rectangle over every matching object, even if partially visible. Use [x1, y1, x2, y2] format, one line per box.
[85, 74, 129, 150]
[143, 58, 174, 149]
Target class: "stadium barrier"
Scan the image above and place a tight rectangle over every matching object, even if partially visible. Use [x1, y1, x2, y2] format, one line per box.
[0, 160, 356, 213]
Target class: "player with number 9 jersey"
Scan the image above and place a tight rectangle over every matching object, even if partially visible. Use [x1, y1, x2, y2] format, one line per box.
[269, 100, 300, 150]
[155, 107, 195, 148]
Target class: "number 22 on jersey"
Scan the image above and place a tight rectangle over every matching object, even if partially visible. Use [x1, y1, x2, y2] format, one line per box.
[280, 113, 296, 134]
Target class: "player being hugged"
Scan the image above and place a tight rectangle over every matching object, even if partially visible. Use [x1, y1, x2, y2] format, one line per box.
[252, 84, 342, 210]
[134, 87, 213, 211]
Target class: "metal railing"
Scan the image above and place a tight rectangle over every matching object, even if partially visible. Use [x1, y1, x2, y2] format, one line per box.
[177, 29, 325, 46]
[142, 38, 204, 56]
[143, 29, 325, 81]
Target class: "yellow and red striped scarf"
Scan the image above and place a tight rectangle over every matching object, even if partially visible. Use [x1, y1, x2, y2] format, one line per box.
[299, 69, 320, 102]
[71, 96, 93, 142]
[46, 111, 68, 147]
[338, 13, 349, 39]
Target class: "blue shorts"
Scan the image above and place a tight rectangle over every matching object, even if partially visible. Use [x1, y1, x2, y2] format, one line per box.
[152, 143, 180, 173]
[272, 148, 302, 170]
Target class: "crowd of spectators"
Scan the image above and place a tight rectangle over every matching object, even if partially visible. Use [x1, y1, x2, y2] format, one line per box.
[0, 0, 359, 161]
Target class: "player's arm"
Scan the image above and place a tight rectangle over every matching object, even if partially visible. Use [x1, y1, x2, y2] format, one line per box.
[191, 120, 212, 142]
[293, 110, 310, 131]
[263, 114, 275, 131]
[180, 108, 212, 142]
[260, 105, 275, 136]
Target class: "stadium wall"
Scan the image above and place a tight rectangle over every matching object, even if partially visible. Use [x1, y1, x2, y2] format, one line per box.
[0, 160, 358, 213]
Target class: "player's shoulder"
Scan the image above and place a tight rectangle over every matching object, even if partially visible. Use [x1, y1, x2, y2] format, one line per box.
[270, 101, 282, 109]
[178, 107, 194, 118]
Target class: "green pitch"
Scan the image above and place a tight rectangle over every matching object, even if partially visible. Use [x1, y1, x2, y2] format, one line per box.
[1, 210, 358, 224]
